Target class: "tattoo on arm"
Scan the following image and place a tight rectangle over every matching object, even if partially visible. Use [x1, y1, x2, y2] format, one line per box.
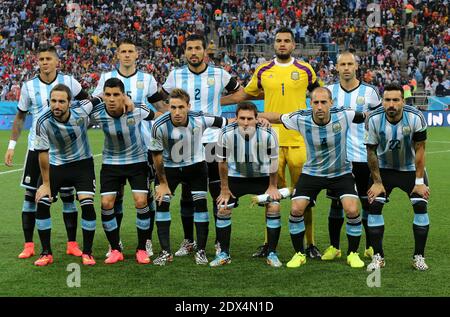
[367, 144, 382, 183]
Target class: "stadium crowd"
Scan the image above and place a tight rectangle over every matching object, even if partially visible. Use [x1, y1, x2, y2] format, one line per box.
[0, 0, 449, 101]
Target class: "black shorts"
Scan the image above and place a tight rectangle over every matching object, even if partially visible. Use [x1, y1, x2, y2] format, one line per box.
[227, 176, 270, 207]
[22, 150, 75, 195]
[147, 150, 156, 181]
[21, 150, 42, 190]
[369, 169, 429, 199]
[293, 173, 358, 204]
[204, 143, 220, 182]
[165, 161, 208, 193]
[100, 162, 148, 195]
[327, 162, 370, 200]
[46, 158, 96, 198]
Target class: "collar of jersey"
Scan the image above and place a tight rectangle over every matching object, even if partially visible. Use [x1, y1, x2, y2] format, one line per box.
[273, 57, 294, 67]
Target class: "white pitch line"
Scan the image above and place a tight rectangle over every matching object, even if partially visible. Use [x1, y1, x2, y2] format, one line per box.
[427, 150, 450, 154]
[0, 153, 102, 176]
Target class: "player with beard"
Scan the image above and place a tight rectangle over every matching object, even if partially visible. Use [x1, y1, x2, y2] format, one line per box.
[221, 27, 322, 259]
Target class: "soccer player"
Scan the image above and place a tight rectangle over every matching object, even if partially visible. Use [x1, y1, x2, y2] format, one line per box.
[33, 84, 99, 266]
[93, 38, 166, 257]
[322, 52, 382, 261]
[150, 88, 228, 266]
[261, 87, 366, 269]
[161, 34, 241, 257]
[221, 27, 321, 258]
[4, 44, 89, 259]
[211, 101, 282, 268]
[90, 78, 158, 265]
[365, 83, 430, 271]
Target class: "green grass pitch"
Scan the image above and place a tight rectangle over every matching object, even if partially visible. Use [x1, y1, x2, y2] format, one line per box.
[0, 128, 449, 297]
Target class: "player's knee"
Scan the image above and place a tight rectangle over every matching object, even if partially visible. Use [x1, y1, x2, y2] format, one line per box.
[134, 195, 148, 209]
[101, 196, 116, 210]
[290, 205, 304, 217]
[345, 208, 359, 218]
[266, 202, 280, 214]
[217, 207, 232, 217]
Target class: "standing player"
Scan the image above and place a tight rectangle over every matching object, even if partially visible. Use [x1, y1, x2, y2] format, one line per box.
[33, 84, 99, 266]
[212, 101, 282, 268]
[91, 78, 158, 265]
[4, 44, 89, 259]
[93, 38, 166, 257]
[261, 87, 366, 269]
[151, 89, 228, 266]
[161, 34, 241, 257]
[365, 83, 430, 271]
[322, 52, 382, 261]
[221, 27, 322, 258]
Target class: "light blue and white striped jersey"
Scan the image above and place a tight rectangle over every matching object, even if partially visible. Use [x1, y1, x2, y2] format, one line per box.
[162, 65, 239, 143]
[92, 69, 158, 106]
[326, 82, 381, 162]
[34, 99, 99, 166]
[365, 106, 427, 171]
[150, 111, 227, 168]
[17, 73, 82, 150]
[140, 120, 154, 151]
[281, 107, 363, 177]
[90, 103, 154, 165]
[217, 123, 279, 178]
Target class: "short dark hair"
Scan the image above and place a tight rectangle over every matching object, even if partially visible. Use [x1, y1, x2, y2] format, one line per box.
[38, 44, 58, 56]
[117, 38, 135, 48]
[185, 33, 206, 50]
[50, 84, 72, 101]
[104, 78, 125, 93]
[236, 101, 258, 118]
[383, 83, 404, 98]
[169, 88, 190, 104]
[275, 27, 295, 41]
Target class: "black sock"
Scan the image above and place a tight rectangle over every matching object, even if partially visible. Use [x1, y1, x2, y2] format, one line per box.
[101, 208, 120, 250]
[136, 206, 150, 250]
[63, 212, 78, 242]
[180, 200, 194, 242]
[157, 220, 171, 253]
[289, 214, 305, 253]
[328, 217, 344, 249]
[216, 216, 231, 254]
[413, 224, 429, 256]
[148, 207, 155, 241]
[346, 215, 362, 254]
[195, 221, 209, 251]
[80, 198, 96, 254]
[368, 225, 384, 257]
[36, 200, 52, 254]
[266, 214, 281, 254]
[22, 212, 36, 243]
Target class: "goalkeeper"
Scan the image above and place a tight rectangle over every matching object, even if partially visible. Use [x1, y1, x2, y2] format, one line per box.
[211, 101, 283, 268]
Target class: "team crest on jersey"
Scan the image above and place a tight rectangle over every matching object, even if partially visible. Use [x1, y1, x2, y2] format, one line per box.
[76, 117, 84, 126]
[332, 122, 342, 133]
[291, 71, 299, 80]
[127, 117, 136, 126]
[207, 77, 215, 86]
[136, 81, 144, 89]
[402, 126, 411, 136]
[356, 96, 365, 106]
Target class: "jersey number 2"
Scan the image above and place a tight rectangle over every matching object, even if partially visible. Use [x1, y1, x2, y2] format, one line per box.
[195, 88, 201, 101]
